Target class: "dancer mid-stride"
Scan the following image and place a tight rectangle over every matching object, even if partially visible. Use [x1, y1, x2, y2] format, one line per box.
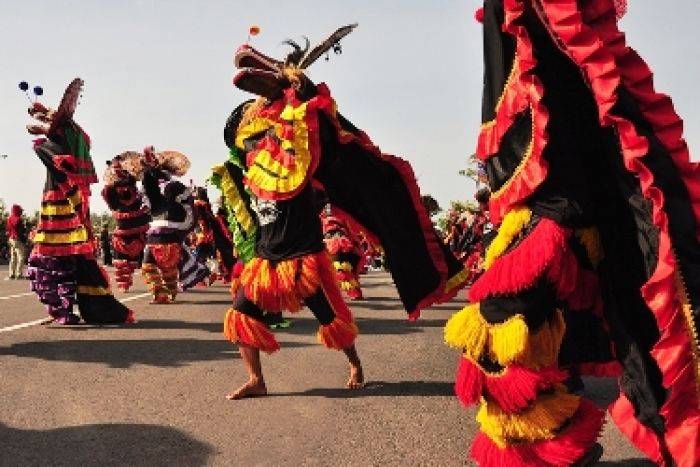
[24, 78, 133, 324]
[445, 1, 699, 466]
[213, 24, 467, 399]
[138, 147, 208, 303]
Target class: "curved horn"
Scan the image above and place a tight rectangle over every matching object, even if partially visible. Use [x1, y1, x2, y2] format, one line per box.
[299, 23, 358, 69]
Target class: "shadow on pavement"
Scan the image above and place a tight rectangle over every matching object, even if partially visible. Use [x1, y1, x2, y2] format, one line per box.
[0, 339, 239, 368]
[0, 338, 317, 368]
[0, 338, 314, 368]
[359, 296, 463, 313]
[0, 422, 213, 466]
[276, 380, 453, 399]
[275, 316, 446, 336]
[133, 319, 222, 333]
[595, 460, 655, 466]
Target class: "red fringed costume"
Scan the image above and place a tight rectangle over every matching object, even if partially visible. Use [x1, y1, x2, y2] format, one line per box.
[322, 209, 365, 300]
[445, 1, 700, 466]
[102, 152, 152, 292]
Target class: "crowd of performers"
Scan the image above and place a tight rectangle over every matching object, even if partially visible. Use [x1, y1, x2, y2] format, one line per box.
[443, 187, 492, 285]
[11, 2, 700, 464]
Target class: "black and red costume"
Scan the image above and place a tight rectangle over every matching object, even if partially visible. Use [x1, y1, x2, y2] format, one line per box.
[102, 152, 151, 292]
[445, 1, 699, 465]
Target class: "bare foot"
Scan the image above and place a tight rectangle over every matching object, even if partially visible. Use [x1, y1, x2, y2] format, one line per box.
[225, 379, 267, 400]
[347, 362, 365, 389]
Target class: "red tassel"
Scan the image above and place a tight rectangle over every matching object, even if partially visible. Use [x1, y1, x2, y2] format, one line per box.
[317, 317, 358, 350]
[469, 219, 568, 302]
[455, 356, 485, 407]
[223, 309, 280, 354]
[470, 399, 604, 467]
[484, 365, 567, 414]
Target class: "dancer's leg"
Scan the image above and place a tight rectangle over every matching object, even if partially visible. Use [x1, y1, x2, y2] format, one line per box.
[224, 286, 279, 400]
[226, 344, 267, 400]
[306, 254, 364, 389]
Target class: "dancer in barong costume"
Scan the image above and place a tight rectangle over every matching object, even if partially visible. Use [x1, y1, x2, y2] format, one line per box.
[444, 1, 699, 465]
[211, 24, 467, 399]
[23, 78, 133, 325]
[102, 151, 152, 292]
[139, 147, 208, 302]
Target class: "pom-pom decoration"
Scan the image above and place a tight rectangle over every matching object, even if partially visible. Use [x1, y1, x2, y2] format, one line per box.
[475, 7, 485, 23]
[19, 81, 42, 104]
[613, 0, 627, 19]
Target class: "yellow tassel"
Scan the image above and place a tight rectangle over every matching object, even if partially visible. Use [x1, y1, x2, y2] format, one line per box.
[477, 386, 581, 448]
[487, 315, 529, 366]
[519, 310, 566, 369]
[444, 303, 489, 361]
[483, 206, 532, 269]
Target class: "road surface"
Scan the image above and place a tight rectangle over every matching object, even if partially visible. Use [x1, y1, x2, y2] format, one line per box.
[0, 266, 651, 466]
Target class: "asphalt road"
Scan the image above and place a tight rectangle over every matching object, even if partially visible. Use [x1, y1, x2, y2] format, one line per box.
[0, 266, 652, 466]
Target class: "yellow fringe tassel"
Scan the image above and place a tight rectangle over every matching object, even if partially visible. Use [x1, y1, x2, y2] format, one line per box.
[444, 303, 529, 366]
[477, 386, 581, 448]
[483, 206, 532, 269]
[519, 310, 566, 369]
[445, 304, 565, 368]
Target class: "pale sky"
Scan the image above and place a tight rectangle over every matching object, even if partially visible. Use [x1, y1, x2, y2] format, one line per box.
[1, 1, 698, 214]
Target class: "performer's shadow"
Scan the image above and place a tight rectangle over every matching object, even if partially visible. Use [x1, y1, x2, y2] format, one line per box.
[594, 461, 655, 466]
[0, 422, 213, 466]
[0, 339, 309, 368]
[275, 380, 453, 399]
[277, 316, 446, 335]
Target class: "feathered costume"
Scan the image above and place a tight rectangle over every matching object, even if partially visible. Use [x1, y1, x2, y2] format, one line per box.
[140, 148, 208, 302]
[212, 25, 466, 354]
[322, 208, 365, 300]
[101, 152, 152, 292]
[26, 78, 134, 325]
[444, 1, 699, 465]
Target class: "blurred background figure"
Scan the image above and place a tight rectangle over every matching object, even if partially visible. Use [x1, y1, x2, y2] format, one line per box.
[100, 225, 112, 266]
[5, 204, 28, 279]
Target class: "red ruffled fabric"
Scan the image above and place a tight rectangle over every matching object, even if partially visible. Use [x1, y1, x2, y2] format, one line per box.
[313, 84, 467, 314]
[537, 1, 700, 464]
[478, 0, 551, 224]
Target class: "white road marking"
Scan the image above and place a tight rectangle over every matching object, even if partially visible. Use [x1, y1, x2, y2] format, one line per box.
[0, 292, 34, 301]
[0, 318, 52, 333]
[120, 292, 152, 303]
[0, 292, 152, 333]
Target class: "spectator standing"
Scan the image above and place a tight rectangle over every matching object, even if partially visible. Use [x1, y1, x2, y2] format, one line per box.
[5, 204, 28, 279]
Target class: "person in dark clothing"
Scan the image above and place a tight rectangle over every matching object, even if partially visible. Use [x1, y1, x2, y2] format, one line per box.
[100, 226, 112, 266]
